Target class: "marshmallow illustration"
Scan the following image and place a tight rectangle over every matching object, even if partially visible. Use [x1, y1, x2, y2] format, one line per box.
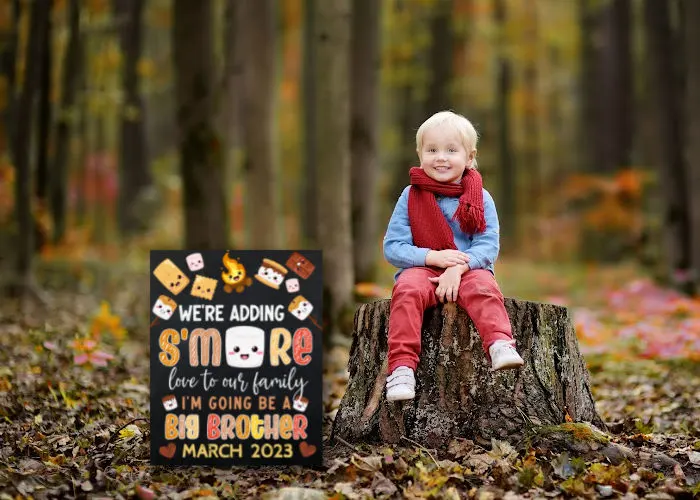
[285, 278, 300, 293]
[293, 396, 308, 412]
[162, 395, 177, 411]
[152, 295, 177, 320]
[288, 295, 313, 321]
[255, 259, 288, 289]
[186, 252, 204, 272]
[225, 326, 265, 368]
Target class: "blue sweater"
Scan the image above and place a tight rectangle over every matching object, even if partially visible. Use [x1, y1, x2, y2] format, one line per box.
[383, 185, 500, 279]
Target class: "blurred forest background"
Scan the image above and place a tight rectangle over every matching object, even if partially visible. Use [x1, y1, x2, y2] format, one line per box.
[1, 0, 699, 350]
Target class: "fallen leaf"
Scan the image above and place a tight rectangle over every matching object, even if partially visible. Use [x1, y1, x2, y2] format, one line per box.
[490, 438, 516, 460]
[18, 458, 44, 475]
[551, 452, 575, 479]
[467, 453, 496, 475]
[351, 453, 383, 473]
[436, 459, 461, 471]
[326, 458, 349, 475]
[442, 487, 461, 500]
[673, 464, 685, 480]
[596, 484, 613, 497]
[447, 437, 474, 459]
[392, 457, 409, 474]
[119, 382, 150, 395]
[334, 482, 360, 499]
[119, 424, 142, 441]
[371, 471, 397, 496]
[135, 485, 156, 500]
[476, 486, 505, 500]
[262, 488, 327, 500]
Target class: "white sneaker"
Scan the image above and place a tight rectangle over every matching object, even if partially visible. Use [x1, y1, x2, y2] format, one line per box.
[386, 366, 415, 401]
[489, 340, 524, 371]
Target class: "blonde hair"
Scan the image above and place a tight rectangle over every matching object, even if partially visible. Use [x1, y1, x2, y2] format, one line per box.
[416, 110, 479, 168]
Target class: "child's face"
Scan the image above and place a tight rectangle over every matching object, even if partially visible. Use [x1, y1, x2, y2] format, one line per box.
[418, 126, 474, 184]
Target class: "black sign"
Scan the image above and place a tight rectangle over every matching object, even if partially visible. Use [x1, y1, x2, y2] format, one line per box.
[150, 250, 322, 466]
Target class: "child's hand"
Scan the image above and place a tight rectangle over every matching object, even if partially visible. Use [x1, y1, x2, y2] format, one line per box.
[428, 266, 463, 303]
[425, 250, 470, 268]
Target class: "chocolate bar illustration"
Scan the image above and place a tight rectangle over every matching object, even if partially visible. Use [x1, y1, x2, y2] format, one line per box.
[286, 252, 315, 279]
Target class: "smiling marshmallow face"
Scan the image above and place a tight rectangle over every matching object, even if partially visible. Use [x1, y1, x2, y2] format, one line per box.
[288, 295, 313, 321]
[225, 326, 265, 368]
[162, 395, 178, 411]
[256, 266, 285, 287]
[186, 253, 204, 272]
[293, 397, 308, 412]
[152, 295, 177, 320]
[285, 278, 300, 293]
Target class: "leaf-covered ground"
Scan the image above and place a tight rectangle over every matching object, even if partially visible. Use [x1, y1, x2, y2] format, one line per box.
[1, 260, 699, 499]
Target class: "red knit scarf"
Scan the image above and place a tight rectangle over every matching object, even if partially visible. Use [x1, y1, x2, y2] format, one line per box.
[408, 167, 486, 250]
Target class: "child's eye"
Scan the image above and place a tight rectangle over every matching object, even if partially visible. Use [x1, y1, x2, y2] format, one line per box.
[449, 148, 457, 153]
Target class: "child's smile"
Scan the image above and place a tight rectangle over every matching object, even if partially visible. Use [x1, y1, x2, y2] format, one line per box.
[419, 126, 473, 184]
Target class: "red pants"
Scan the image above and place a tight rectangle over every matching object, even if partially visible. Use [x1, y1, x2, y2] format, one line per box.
[387, 267, 513, 373]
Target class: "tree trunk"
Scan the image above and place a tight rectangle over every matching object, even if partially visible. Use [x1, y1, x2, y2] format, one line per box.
[452, 0, 475, 111]
[51, 0, 80, 243]
[331, 299, 604, 448]
[241, 0, 279, 248]
[219, 0, 242, 162]
[683, 0, 700, 294]
[314, 0, 354, 343]
[390, 86, 423, 204]
[35, 0, 52, 216]
[74, 44, 88, 227]
[389, 2, 435, 205]
[92, 116, 108, 244]
[13, 0, 50, 295]
[578, 0, 634, 262]
[143, 22, 176, 161]
[494, 0, 515, 251]
[425, 0, 453, 113]
[301, 0, 318, 248]
[597, 0, 633, 173]
[116, 0, 151, 236]
[522, 0, 541, 254]
[173, 0, 228, 249]
[578, 0, 597, 173]
[350, 0, 380, 283]
[643, 0, 692, 293]
[0, 0, 19, 162]
[580, 0, 633, 174]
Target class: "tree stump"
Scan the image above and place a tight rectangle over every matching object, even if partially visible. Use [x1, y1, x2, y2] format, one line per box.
[331, 298, 605, 449]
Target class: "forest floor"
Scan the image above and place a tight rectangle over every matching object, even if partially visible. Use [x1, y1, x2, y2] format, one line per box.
[0, 258, 699, 499]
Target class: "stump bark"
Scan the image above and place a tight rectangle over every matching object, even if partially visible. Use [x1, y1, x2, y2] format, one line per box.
[331, 298, 604, 449]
